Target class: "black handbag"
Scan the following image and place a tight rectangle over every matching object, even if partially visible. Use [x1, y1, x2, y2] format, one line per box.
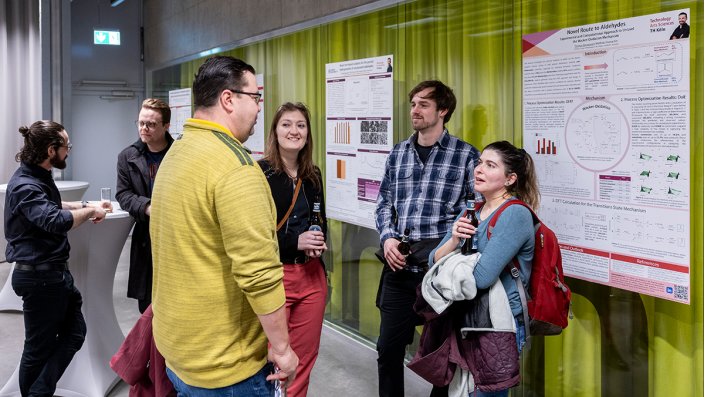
[374, 237, 443, 269]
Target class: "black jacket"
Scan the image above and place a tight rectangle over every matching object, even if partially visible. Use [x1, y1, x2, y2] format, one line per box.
[258, 159, 327, 263]
[115, 134, 174, 299]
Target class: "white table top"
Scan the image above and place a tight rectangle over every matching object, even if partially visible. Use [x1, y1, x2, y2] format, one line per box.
[55, 181, 90, 191]
[0, 205, 135, 397]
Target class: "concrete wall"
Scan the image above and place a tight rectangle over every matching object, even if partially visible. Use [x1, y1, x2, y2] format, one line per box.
[68, 0, 143, 200]
[143, 0, 386, 70]
[64, 0, 390, 198]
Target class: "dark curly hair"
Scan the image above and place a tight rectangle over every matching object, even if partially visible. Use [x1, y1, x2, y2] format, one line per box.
[15, 120, 66, 165]
[484, 140, 540, 210]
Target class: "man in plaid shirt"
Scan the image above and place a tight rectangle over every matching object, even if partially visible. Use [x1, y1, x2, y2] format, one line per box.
[374, 80, 480, 397]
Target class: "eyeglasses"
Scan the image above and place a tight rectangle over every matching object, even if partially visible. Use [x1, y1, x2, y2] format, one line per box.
[230, 89, 262, 104]
[60, 143, 72, 152]
[135, 120, 161, 130]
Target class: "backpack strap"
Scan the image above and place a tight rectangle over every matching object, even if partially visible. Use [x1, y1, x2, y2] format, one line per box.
[509, 260, 532, 344]
[486, 199, 535, 342]
[486, 199, 539, 238]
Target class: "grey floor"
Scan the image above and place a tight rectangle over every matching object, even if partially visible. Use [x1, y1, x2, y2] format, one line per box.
[0, 237, 431, 397]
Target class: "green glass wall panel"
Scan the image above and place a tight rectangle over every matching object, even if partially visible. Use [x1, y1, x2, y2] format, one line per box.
[151, 0, 703, 395]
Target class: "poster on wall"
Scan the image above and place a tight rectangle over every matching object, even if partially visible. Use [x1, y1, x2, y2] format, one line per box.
[522, 9, 691, 303]
[168, 88, 192, 139]
[325, 55, 394, 229]
[244, 74, 265, 159]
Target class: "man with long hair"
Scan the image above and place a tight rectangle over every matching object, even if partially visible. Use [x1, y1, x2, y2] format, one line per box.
[6, 120, 110, 396]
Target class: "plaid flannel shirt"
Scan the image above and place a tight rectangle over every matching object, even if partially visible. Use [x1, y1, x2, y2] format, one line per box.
[375, 129, 480, 243]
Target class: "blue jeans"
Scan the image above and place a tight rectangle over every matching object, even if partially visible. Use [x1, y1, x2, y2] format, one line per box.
[166, 364, 275, 397]
[12, 269, 86, 397]
[469, 321, 526, 397]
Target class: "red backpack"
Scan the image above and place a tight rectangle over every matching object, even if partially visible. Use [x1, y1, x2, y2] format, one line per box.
[487, 199, 571, 337]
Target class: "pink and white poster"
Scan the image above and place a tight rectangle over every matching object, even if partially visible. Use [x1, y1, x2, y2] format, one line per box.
[325, 55, 394, 229]
[522, 9, 691, 303]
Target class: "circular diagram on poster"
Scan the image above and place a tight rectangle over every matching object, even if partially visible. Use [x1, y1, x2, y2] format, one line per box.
[565, 100, 630, 172]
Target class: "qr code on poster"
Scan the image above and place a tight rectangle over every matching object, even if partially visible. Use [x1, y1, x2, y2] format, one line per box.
[674, 285, 689, 301]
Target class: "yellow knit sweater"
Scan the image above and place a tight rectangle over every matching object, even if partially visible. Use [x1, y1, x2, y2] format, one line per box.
[150, 118, 284, 388]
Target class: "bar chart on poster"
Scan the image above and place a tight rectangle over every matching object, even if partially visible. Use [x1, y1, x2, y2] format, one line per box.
[325, 55, 394, 229]
[536, 136, 559, 155]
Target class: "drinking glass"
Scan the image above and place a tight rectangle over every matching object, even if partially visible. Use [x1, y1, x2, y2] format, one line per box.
[101, 187, 112, 212]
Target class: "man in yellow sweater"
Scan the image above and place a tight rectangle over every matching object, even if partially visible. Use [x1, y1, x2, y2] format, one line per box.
[150, 55, 298, 396]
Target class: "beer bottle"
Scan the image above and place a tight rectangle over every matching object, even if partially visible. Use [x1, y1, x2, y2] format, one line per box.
[308, 196, 323, 232]
[397, 228, 411, 256]
[460, 197, 479, 255]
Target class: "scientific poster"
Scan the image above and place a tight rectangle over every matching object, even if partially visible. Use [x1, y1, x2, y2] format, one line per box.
[523, 9, 690, 303]
[244, 74, 265, 159]
[325, 55, 394, 229]
[168, 88, 192, 139]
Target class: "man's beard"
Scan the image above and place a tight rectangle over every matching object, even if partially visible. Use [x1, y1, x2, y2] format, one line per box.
[50, 153, 67, 169]
[412, 117, 434, 131]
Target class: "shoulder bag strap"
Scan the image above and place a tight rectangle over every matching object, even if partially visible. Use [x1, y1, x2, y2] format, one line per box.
[276, 178, 302, 232]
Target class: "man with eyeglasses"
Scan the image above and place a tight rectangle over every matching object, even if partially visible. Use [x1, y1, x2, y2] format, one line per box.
[115, 98, 174, 314]
[5, 120, 111, 396]
[150, 55, 297, 396]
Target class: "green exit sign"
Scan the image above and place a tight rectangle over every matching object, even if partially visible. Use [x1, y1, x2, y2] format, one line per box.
[94, 30, 121, 45]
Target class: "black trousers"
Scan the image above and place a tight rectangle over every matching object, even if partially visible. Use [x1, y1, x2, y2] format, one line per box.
[12, 269, 86, 397]
[138, 297, 151, 314]
[376, 266, 426, 397]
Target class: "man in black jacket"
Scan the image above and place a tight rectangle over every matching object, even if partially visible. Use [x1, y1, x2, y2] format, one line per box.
[116, 98, 174, 313]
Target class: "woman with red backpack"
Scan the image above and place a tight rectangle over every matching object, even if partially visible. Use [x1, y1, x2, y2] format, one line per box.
[429, 140, 540, 397]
